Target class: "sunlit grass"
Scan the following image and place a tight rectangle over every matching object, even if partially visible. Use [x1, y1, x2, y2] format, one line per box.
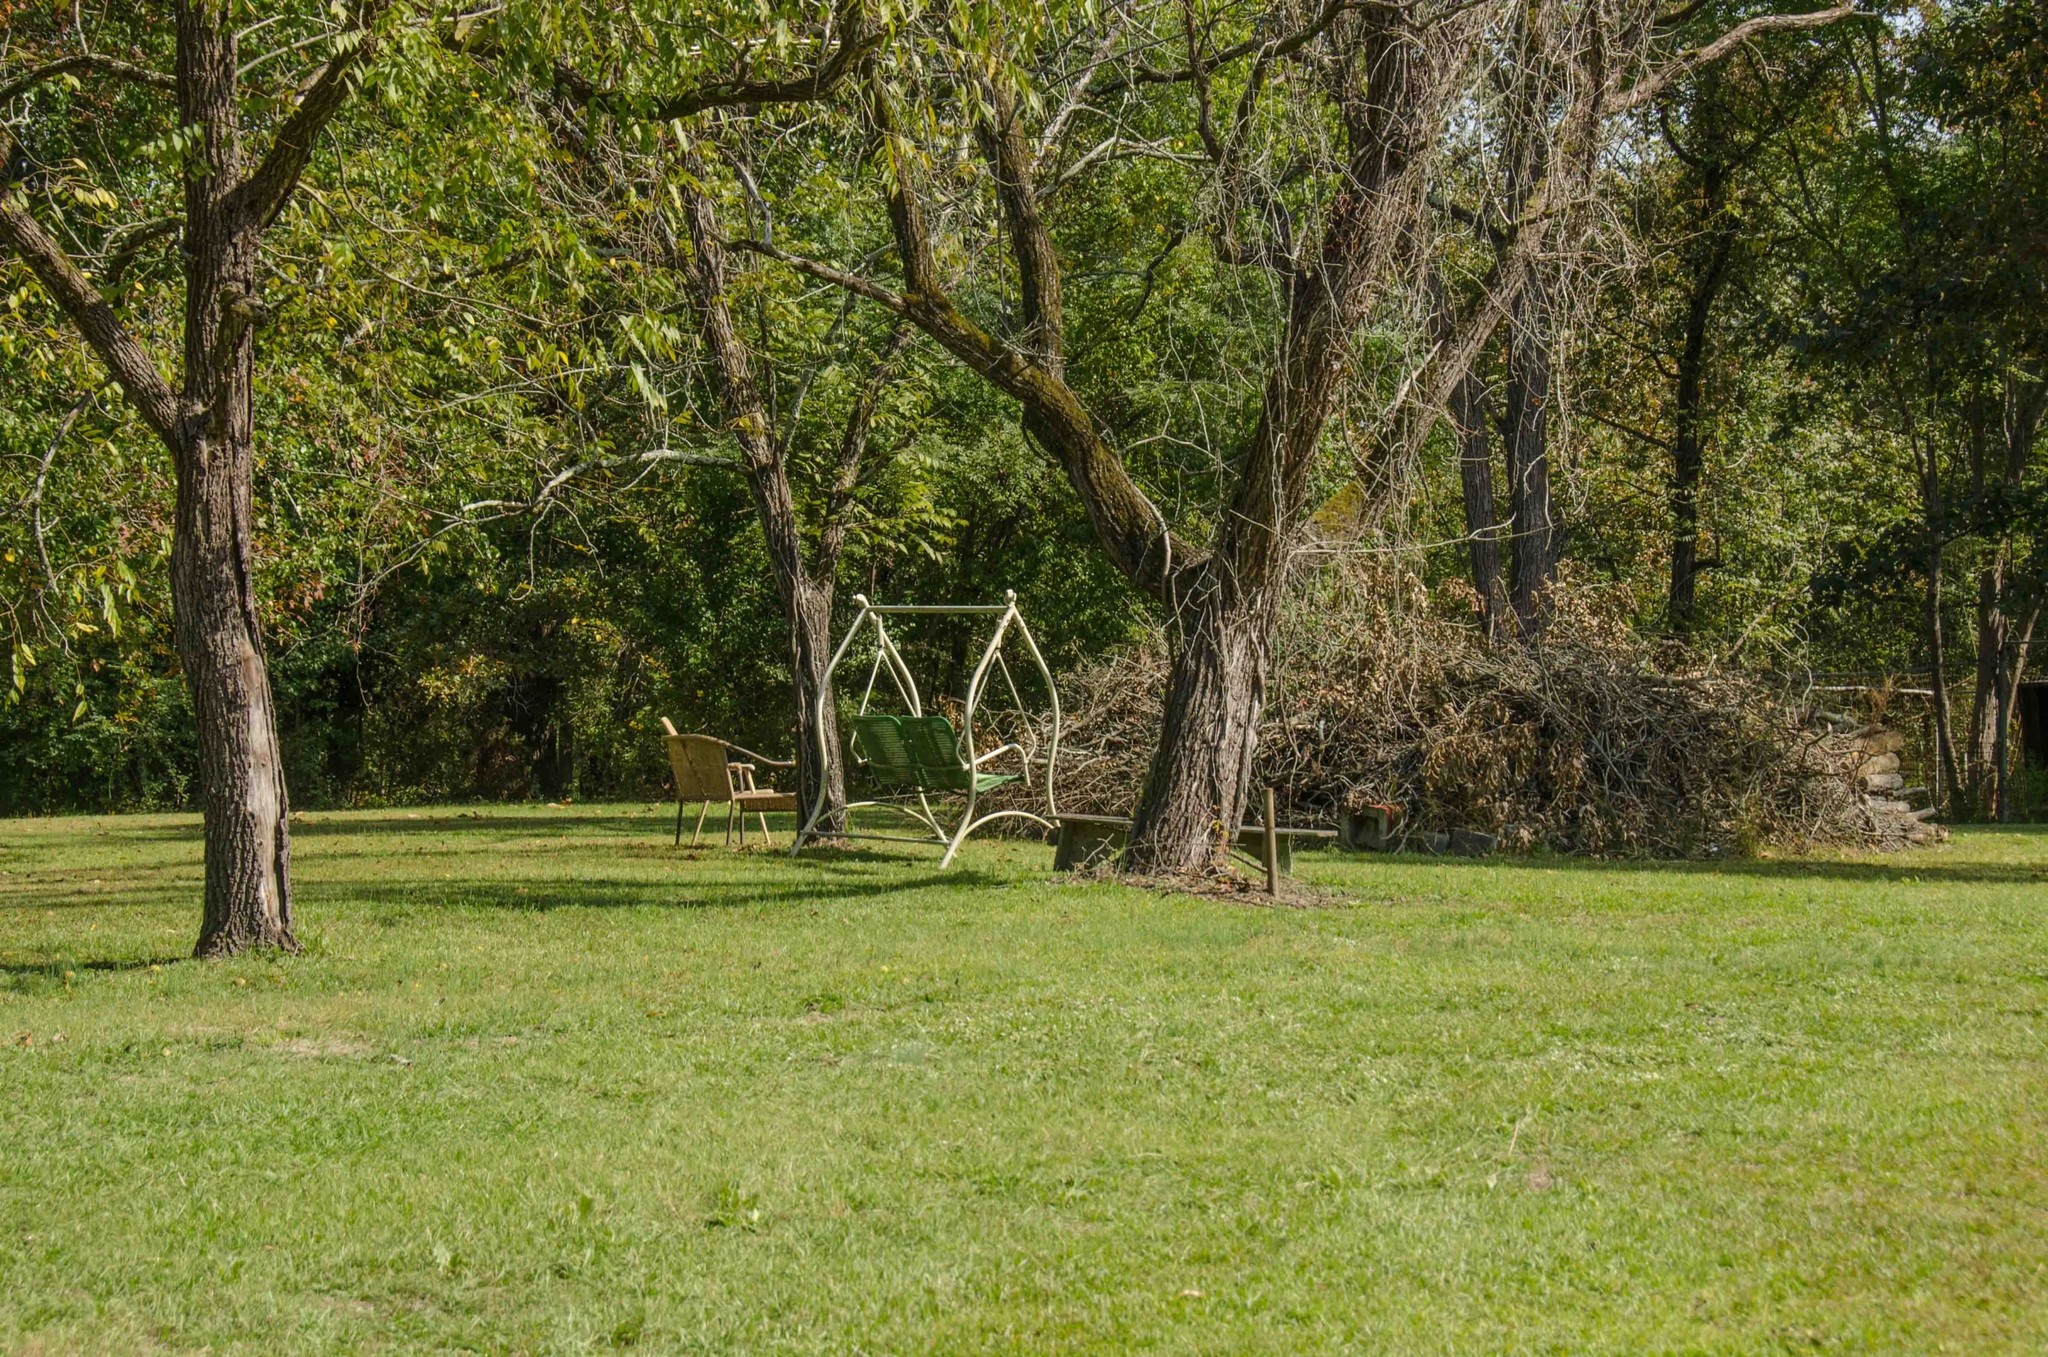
[3, 807, 2045, 1353]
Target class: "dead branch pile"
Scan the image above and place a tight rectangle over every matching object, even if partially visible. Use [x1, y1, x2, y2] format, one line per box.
[1023, 565, 1941, 857]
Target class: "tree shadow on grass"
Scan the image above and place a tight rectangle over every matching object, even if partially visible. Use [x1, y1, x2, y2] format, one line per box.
[0, 954, 186, 979]
[298, 863, 1013, 915]
[113, 812, 669, 843]
[1299, 831, 2048, 887]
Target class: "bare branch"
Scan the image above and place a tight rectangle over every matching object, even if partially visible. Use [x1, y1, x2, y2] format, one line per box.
[728, 236, 911, 314]
[473, 0, 882, 123]
[1610, 2, 1862, 116]
[454, 447, 739, 517]
[1090, 0, 1368, 97]
[0, 52, 175, 104]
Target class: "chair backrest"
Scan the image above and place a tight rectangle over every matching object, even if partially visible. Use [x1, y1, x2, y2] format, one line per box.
[661, 718, 734, 802]
[900, 715, 972, 792]
[849, 714, 924, 788]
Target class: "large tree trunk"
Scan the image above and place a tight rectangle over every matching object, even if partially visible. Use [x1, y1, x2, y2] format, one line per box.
[1, 3, 378, 954]
[1127, 568, 1277, 874]
[1966, 377, 2044, 807]
[1919, 449, 1962, 811]
[172, 418, 296, 955]
[1452, 363, 1508, 640]
[178, 5, 294, 955]
[1503, 272, 1557, 636]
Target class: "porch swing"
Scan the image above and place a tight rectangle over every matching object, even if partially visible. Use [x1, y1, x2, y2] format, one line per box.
[791, 591, 1061, 867]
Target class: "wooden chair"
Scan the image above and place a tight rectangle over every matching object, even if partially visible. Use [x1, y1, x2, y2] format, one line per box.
[660, 719, 800, 847]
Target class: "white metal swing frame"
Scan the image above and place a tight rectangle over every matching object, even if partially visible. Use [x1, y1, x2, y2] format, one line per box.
[792, 590, 1062, 867]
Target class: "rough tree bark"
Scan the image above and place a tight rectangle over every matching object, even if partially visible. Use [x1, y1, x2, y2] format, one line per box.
[1, 3, 383, 954]
[1452, 362, 1508, 640]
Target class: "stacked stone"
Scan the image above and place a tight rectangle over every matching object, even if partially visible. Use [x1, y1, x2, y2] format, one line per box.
[1834, 726, 1945, 847]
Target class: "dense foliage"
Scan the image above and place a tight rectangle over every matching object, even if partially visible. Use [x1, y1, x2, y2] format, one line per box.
[3, 0, 2043, 821]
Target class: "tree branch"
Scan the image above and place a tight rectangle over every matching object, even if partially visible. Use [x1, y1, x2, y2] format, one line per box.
[728, 236, 911, 314]
[489, 0, 882, 122]
[0, 52, 175, 104]
[455, 447, 739, 516]
[230, 14, 387, 229]
[0, 138, 178, 438]
[1609, 2, 1861, 116]
[1090, 0, 1367, 97]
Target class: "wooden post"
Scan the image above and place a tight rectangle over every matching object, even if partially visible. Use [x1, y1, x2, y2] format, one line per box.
[1263, 787, 1279, 896]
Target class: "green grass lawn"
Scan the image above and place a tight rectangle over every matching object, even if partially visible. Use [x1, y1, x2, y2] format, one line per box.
[2, 807, 2045, 1354]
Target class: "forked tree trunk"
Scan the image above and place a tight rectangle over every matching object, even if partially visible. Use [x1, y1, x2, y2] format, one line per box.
[0, 3, 379, 954]
[1965, 378, 2043, 805]
[679, 160, 898, 835]
[1127, 567, 1276, 874]
[177, 8, 295, 955]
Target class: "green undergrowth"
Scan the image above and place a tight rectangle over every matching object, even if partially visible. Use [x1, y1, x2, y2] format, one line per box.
[2, 807, 2045, 1353]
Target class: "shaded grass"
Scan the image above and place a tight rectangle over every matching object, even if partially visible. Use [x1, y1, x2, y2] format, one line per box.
[2, 805, 2045, 1353]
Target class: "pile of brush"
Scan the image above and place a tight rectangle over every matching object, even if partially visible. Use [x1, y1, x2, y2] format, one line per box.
[1021, 564, 1938, 857]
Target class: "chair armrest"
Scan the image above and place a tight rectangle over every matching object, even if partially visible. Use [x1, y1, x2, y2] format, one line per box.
[721, 741, 795, 769]
[970, 743, 1024, 766]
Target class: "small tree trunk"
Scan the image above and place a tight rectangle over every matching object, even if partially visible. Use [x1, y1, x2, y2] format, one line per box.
[788, 576, 847, 834]
[1125, 566, 1274, 875]
[1451, 365, 1507, 640]
[1967, 548, 2009, 800]
[1668, 219, 1732, 635]
[1503, 275, 1557, 637]
[1923, 525, 1962, 813]
[1996, 604, 2039, 823]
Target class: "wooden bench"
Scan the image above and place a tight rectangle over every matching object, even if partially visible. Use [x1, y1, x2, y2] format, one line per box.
[1052, 813, 1335, 874]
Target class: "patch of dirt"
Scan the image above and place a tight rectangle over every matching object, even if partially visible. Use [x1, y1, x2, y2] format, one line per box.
[269, 1036, 375, 1059]
[1060, 863, 1346, 908]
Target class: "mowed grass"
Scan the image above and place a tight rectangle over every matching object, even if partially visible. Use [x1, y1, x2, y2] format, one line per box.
[2, 808, 2046, 1354]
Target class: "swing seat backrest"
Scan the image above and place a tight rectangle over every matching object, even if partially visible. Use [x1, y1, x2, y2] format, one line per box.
[849, 714, 924, 789]
[900, 716, 971, 791]
[902, 715, 1022, 794]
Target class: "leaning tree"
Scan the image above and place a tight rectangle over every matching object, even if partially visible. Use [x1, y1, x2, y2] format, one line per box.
[735, 0, 1851, 872]
[0, 3, 393, 953]
[447, 0, 923, 831]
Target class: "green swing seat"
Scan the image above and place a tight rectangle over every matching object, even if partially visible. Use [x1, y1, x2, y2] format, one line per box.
[849, 713, 1020, 794]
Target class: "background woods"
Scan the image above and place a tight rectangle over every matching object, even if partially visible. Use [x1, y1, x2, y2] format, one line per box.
[5, 1, 2046, 896]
